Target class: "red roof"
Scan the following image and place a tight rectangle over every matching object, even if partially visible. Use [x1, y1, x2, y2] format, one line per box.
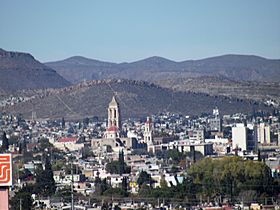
[274, 165, 280, 170]
[107, 126, 118, 132]
[59, 137, 78, 143]
[27, 143, 38, 150]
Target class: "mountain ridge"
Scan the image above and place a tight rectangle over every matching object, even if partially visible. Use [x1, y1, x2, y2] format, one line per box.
[45, 54, 280, 83]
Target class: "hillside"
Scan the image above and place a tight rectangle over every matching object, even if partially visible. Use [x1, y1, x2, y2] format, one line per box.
[45, 54, 280, 83]
[0, 48, 71, 92]
[155, 76, 280, 107]
[1, 80, 272, 120]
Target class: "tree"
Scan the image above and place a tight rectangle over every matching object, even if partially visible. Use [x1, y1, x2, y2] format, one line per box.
[167, 149, 186, 164]
[114, 205, 121, 210]
[83, 117, 89, 127]
[160, 175, 168, 188]
[1, 132, 9, 151]
[82, 146, 94, 159]
[19, 168, 33, 181]
[36, 154, 56, 196]
[122, 176, 128, 192]
[39, 138, 54, 152]
[137, 171, 154, 187]
[52, 159, 65, 171]
[10, 186, 34, 210]
[138, 184, 152, 197]
[103, 188, 128, 197]
[106, 160, 131, 175]
[119, 150, 125, 175]
[94, 177, 110, 196]
[61, 117, 65, 128]
[55, 186, 74, 203]
[187, 156, 279, 202]
[185, 151, 204, 162]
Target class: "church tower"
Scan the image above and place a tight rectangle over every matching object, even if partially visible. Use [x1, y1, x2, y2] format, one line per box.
[106, 96, 121, 139]
[108, 96, 121, 129]
[144, 116, 153, 145]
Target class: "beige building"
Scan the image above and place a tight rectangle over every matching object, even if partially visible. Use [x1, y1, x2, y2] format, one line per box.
[50, 137, 84, 151]
[91, 137, 141, 152]
[256, 123, 271, 145]
[177, 142, 213, 156]
[188, 129, 205, 142]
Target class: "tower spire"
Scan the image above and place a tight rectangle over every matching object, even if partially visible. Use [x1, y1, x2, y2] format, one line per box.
[106, 96, 121, 139]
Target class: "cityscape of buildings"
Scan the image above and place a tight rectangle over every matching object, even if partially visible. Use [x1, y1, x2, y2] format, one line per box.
[1, 96, 280, 209]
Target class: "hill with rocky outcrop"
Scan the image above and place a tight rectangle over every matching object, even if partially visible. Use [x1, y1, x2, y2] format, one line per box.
[0, 48, 70, 92]
[155, 76, 280, 107]
[1, 79, 272, 120]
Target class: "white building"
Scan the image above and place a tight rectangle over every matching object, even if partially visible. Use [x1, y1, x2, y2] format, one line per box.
[232, 123, 247, 151]
[278, 130, 280, 146]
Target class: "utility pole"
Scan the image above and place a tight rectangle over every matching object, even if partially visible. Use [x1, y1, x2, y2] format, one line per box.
[71, 156, 74, 210]
[19, 198, 22, 210]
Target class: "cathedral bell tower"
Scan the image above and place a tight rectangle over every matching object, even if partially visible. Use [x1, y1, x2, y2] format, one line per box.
[106, 96, 121, 139]
[144, 116, 153, 145]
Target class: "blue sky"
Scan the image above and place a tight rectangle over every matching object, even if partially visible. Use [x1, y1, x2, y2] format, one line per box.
[0, 0, 279, 62]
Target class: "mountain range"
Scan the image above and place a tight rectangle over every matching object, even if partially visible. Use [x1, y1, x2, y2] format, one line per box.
[0, 49, 278, 119]
[0, 48, 70, 92]
[45, 54, 280, 83]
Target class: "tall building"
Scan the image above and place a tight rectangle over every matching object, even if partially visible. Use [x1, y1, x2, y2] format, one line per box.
[188, 129, 205, 142]
[232, 123, 248, 151]
[278, 130, 280, 146]
[208, 118, 222, 132]
[106, 96, 121, 139]
[256, 123, 271, 145]
[144, 117, 153, 145]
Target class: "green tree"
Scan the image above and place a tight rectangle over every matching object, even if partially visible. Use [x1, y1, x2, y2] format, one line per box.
[138, 184, 152, 197]
[160, 175, 168, 188]
[103, 187, 128, 197]
[1, 132, 9, 151]
[39, 138, 54, 152]
[36, 154, 56, 196]
[94, 177, 110, 195]
[137, 171, 154, 187]
[61, 117, 65, 128]
[119, 150, 125, 175]
[10, 185, 34, 210]
[106, 160, 131, 174]
[19, 169, 33, 181]
[167, 149, 184, 164]
[55, 186, 78, 203]
[188, 156, 278, 202]
[122, 176, 128, 192]
[52, 160, 65, 171]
